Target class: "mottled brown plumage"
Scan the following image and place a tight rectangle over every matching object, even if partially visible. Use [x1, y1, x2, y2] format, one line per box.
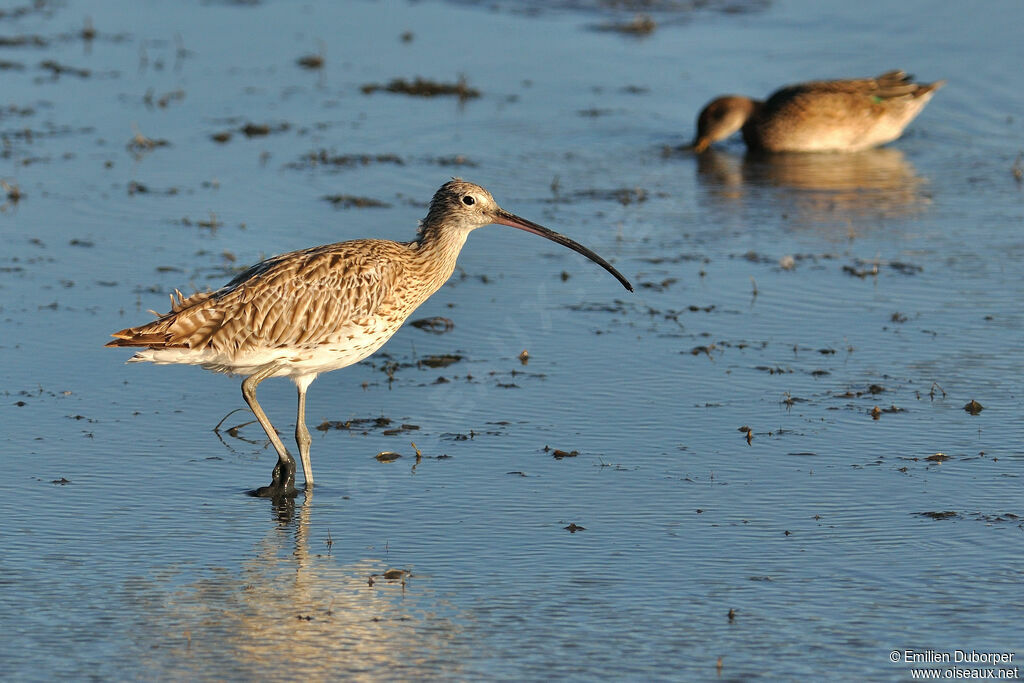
[107, 179, 633, 497]
[692, 70, 945, 153]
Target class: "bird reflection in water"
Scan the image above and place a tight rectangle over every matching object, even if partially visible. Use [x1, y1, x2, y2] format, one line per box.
[693, 147, 931, 232]
[123, 492, 468, 679]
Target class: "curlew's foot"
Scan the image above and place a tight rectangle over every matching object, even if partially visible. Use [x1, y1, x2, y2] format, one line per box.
[250, 458, 299, 498]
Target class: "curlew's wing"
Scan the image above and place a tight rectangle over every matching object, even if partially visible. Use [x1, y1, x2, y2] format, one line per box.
[107, 240, 406, 354]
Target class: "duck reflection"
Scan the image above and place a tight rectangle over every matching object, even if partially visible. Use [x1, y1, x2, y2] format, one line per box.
[126, 493, 467, 679]
[695, 147, 930, 228]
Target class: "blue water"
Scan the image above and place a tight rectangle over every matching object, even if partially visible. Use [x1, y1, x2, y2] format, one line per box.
[1, 0, 1022, 679]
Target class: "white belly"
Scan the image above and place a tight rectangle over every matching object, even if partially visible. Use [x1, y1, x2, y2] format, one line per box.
[129, 328, 395, 380]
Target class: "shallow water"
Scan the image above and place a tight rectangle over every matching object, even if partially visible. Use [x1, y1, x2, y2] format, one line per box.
[1, 0, 1022, 680]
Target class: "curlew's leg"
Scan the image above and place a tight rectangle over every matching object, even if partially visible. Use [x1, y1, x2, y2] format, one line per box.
[294, 375, 316, 488]
[242, 366, 298, 498]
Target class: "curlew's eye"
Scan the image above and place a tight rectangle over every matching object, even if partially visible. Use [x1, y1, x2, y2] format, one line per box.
[462, 195, 475, 206]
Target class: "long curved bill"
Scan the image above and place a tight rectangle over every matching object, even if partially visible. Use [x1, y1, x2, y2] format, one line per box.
[492, 209, 634, 292]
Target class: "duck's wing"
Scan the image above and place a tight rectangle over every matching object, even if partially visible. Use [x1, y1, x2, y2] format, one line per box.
[769, 70, 943, 105]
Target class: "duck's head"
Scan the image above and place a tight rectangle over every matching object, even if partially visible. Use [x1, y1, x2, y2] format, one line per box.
[692, 96, 757, 153]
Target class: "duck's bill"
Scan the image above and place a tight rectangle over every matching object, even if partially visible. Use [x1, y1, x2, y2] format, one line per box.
[691, 137, 711, 153]
[493, 209, 633, 292]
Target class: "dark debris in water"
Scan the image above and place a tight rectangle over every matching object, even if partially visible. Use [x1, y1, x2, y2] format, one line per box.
[680, 340, 718, 358]
[593, 14, 656, 35]
[835, 384, 887, 398]
[781, 394, 807, 408]
[639, 277, 677, 291]
[242, 122, 289, 137]
[916, 511, 960, 520]
[432, 154, 477, 167]
[738, 251, 775, 265]
[972, 512, 1021, 524]
[916, 510, 1022, 525]
[577, 107, 615, 117]
[443, 0, 769, 16]
[381, 424, 419, 437]
[316, 416, 394, 433]
[963, 399, 984, 415]
[843, 259, 923, 278]
[566, 300, 631, 314]
[143, 88, 186, 109]
[889, 261, 924, 274]
[641, 253, 709, 265]
[0, 104, 33, 117]
[2, 180, 24, 204]
[410, 316, 454, 334]
[869, 404, 905, 420]
[375, 451, 401, 462]
[368, 568, 411, 586]
[552, 187, 649, 206]
[296, 53, 324, 70]
[212, 122, 290, 142]
[544, 445, 579, 459]
[440, 425, 506, 441]
[287, 150, 404, 170]
[419, 353, 462, 368]
[843, 264, 877, 278]
[177, 213, 224, 230]
[127, 130, 169, 153]
[39, 60, 90, 79]
[0, 34, 48, 47]
[360, 76, 480, 100]
[127, 180, 180, 196]
[738, 425, 753, 445]
[322, 194, 391, 209]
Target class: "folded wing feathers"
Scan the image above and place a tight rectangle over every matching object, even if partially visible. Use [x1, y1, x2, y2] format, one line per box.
[106, 241, 401, 356]
[867, 70, 944, 100]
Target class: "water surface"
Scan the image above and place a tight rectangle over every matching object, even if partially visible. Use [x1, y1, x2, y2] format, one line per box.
[1, 0, 1022, 680]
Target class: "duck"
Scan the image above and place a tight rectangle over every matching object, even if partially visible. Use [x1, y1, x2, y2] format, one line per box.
[691, 70, 944, 153]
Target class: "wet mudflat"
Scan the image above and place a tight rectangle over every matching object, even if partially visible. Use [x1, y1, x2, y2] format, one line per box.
[1, 0, 1022, 680]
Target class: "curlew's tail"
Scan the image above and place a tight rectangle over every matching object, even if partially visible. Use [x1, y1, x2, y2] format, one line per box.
[104, 331, 174, 348]
[104, 288, 216, 349]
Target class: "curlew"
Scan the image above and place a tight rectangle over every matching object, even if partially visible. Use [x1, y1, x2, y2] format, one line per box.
[107, 179, 633, 497]
[691, 70, 945, 153]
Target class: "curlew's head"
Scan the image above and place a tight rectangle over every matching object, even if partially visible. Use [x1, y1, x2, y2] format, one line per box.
[692, 95, 758, 153]
[420, 178, 633, 291]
